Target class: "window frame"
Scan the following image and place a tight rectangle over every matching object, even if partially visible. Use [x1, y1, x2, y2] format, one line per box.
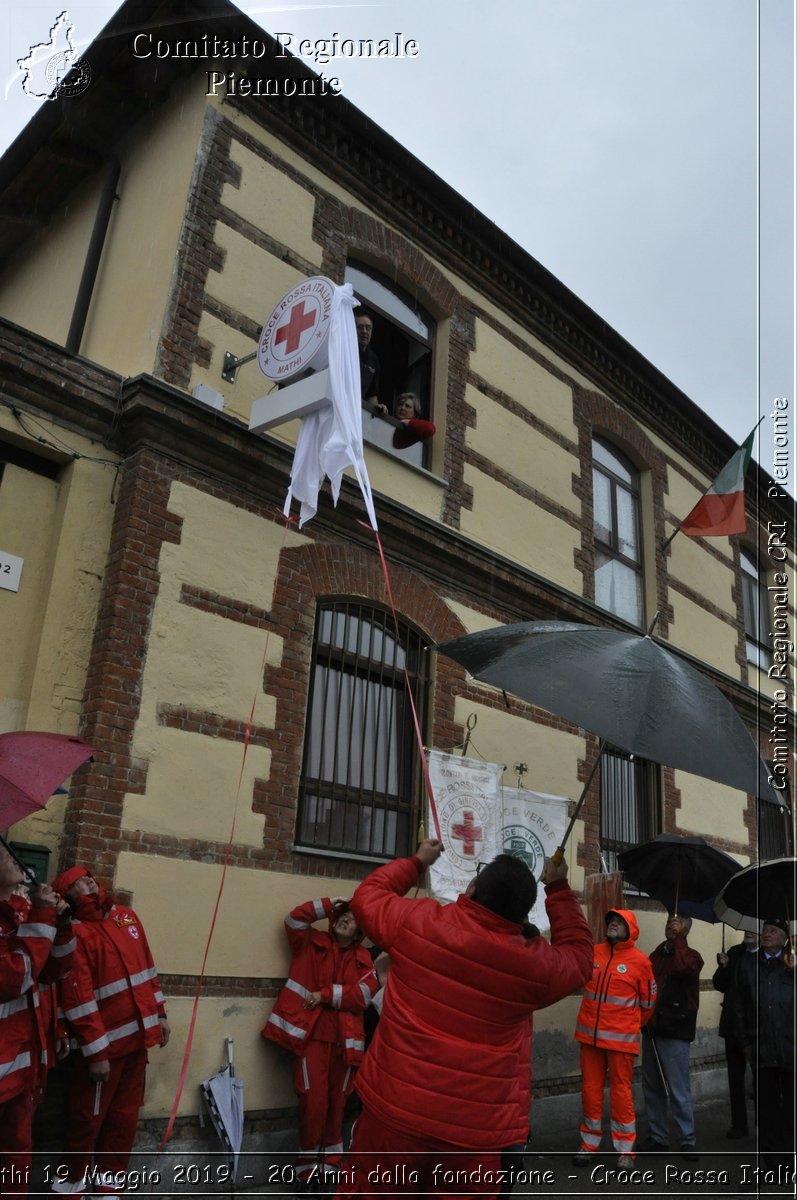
[295, 599, 431, 861]
[740, 547, 774, 669]
[346, 260, 437, 470]
[592, 436, 645, 627]
[599, 745, 661, 884]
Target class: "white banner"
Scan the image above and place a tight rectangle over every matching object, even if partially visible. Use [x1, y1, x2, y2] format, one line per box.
[500, 786, 568, 932]
[426, 751, 569, 931]
[426, 750, 503, 903]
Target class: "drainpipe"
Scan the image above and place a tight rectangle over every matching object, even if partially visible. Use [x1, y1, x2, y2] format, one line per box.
[66, 152, 121, 354]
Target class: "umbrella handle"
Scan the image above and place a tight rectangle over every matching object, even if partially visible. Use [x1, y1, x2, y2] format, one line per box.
[0, 833, 36, 886]
[552, 741, 608, 866]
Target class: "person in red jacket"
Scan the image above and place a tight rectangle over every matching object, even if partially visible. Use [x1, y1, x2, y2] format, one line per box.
[337, 840, 593, 1199]
[572, 909, 656, 1167]
[391, 393, 435, 451]
[0, 845, 74, 1197]
[50, 866, 169, 1197]
[262, 896, 378, 1189]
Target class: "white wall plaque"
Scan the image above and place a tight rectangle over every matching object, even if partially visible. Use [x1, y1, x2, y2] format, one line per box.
[0, 550, 23, 593]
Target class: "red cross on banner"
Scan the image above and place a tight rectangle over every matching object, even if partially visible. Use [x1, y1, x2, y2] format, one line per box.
[274, 300, 316, 354]
[450, 810, 484, 857]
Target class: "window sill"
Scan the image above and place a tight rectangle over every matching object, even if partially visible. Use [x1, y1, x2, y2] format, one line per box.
[292, 843, 394, 867]
[362, 414, 447, 487]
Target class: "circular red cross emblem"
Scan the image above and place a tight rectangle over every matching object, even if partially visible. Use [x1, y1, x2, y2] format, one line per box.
[258, 276, 335, 381]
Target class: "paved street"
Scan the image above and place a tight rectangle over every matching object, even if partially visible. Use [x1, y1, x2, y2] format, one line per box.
[27, 1095, 795, 1197]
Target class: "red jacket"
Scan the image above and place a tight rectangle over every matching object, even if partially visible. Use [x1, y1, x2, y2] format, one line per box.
[393, 418, 436, 450]
[574, 909, 656, 1055]
[59, 899, 166, 1062]
[350, 857, 593, 1148]
[262, 897, 377, 1066]
[0, 898, 75, 1103]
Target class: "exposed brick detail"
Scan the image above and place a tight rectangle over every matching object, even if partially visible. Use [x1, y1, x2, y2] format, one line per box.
[255, 540, 467, 869]
[158, 974, 282, 999]
[156, 108, 240, 387]
[310, 196, 477, 528]
[62, 449, 184, 881]
[180, 583, 273, 630]
[157, 705, 272, 748]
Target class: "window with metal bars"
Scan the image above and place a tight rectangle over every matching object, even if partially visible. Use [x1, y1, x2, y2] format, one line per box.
[600, 746, 661, 880]
[296, 601, 431, 858]
[759, 784, 793, 859]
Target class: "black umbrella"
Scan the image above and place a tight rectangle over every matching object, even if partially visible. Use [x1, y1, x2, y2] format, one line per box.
[617, 834, 741, 920]
[714, 857, 797, 934]
[436, 619, 780, 857]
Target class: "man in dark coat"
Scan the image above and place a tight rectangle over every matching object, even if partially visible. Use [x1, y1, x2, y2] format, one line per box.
[712, 930, 758, 1138]
[640, 914, 703, 1157]
[734, 917, 795, 1167]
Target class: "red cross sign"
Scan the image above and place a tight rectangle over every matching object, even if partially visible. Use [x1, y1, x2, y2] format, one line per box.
[274, 300, 316, 354]
[451, 809, 484, 857]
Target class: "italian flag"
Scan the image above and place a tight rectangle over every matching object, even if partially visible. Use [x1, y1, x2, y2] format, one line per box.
[680, 428, 755, 538]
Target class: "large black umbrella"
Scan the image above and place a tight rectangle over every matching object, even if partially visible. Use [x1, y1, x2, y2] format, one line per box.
[617, 834, 741, 919]
[714, 857, 797, 934]
[436, 619, 780, 856]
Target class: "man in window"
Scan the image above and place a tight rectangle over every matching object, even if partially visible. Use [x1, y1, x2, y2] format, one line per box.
[355, 311, 380, 408]
[337, 840, 593, 1197]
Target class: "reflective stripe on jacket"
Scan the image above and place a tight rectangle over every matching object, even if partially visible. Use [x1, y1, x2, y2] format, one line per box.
[574, 908, 656, 1056]
[60, 904, 166, 1061]
[262, 897, 377, 1067]
[0, 900, 74, 1102]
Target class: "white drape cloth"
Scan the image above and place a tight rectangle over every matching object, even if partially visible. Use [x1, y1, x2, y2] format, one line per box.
[283, 284, 377, 530]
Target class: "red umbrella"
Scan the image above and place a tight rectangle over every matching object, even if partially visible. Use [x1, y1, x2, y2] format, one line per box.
[0, 731, 95, 829]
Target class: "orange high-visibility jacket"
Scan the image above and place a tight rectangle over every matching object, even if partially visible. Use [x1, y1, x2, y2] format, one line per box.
[574, 908, 656, 1055]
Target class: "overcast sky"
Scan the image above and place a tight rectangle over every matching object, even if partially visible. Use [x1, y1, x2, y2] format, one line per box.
[2, 0, 794, 494]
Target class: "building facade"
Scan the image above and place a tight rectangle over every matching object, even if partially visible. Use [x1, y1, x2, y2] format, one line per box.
[0, 0, 793, 1140]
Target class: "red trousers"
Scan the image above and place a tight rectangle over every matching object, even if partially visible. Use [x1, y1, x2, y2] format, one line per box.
[336, 1106, 502, 1199]
[578, 1044, 637, 1156]
[294, 1040, 355, 1182]
[0, 1089, 34, 1196]
[63, 1050, 147, 1193]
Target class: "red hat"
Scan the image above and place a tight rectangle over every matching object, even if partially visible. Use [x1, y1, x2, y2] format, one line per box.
[52, 866, 90, 897]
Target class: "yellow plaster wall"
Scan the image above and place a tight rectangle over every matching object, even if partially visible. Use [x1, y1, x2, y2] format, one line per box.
[121, 483, 307, 845]
[471, 320, 576, 441]
[116, 849, 363, 1116]
[81, 80, 208, 374]
[443, 601, 502, 635]
[673, 774, 752, 848]
[668, 534, 735, 616]
[668, 592, 739, 674]
[461, 464, 581, 590]
[223, 139, 323, 268]
[0, 81, 206, 373]
[452, 698, 584, 889]
[465, 384, 578, 514]
[0, 421, 117, 857]
[191, 252, 303, 424]
[0, 176, 102, 345]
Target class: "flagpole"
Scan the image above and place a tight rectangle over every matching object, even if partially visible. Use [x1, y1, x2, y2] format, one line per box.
[660, 415, 765, 553]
